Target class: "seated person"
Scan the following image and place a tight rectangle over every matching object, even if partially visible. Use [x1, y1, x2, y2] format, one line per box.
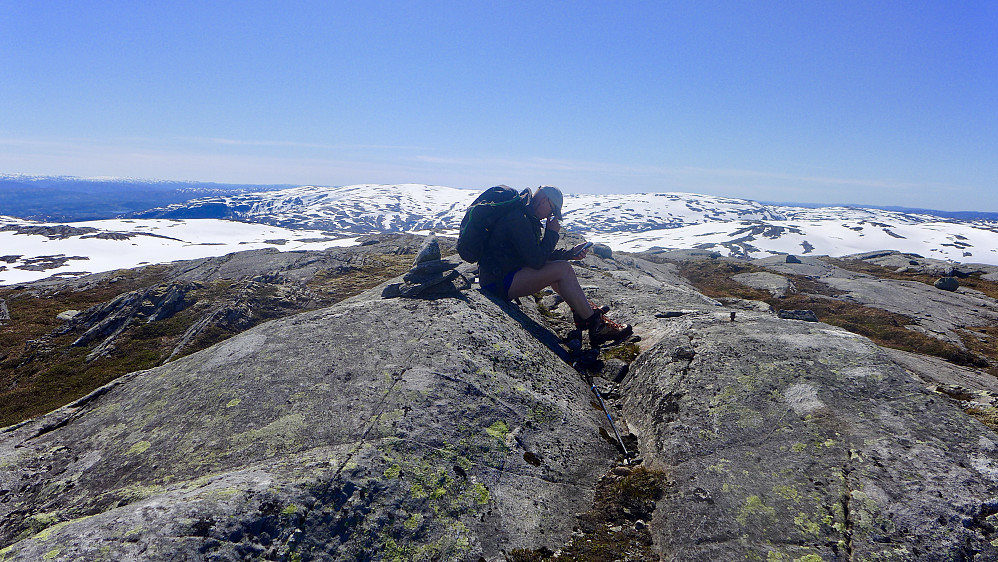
[478, 185, 632, 345]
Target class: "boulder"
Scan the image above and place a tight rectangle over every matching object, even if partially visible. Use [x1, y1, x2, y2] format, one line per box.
[935, 276, 960, 292]
[623, 313, 998, 560]
[55, 309, 79, 321]
[785, 254, 802, 264]
[777, 309, 819, 322]
[592, 243, 613, 260]
[0, 289, 616, 561]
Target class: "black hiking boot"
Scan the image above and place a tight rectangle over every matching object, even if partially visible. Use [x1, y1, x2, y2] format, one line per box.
[573, 301, 611, 328]
[585, 309, 633, 347]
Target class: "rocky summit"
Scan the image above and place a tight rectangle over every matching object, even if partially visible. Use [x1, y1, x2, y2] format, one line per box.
[2, 238, 998, 561]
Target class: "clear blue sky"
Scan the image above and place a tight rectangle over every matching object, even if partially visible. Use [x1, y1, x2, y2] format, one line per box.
[1, 1, 995, 210]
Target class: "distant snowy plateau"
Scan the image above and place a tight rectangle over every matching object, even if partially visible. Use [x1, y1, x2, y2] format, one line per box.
[3, 183, 997, 284]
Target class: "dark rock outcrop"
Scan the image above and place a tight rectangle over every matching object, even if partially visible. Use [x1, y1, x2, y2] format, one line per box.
[935, 276, 960, 292]
[777, 309, 819, 322]
[53, 281, 199, 361]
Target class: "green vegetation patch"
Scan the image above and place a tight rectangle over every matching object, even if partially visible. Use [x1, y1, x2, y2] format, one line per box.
[600, 343, 640, 363]
[508, 466, 669, 561]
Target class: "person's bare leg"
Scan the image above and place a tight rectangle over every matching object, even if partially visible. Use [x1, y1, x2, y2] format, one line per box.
[507, 261, 594, 319]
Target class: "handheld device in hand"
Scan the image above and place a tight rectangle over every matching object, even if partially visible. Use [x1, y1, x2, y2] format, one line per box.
[573, 241, 595, 257]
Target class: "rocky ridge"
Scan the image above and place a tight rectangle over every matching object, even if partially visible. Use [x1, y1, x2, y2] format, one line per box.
[2, 241, 998, 560]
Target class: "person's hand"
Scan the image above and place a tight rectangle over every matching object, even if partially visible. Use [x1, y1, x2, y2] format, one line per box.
[569, 243, 588, 260]
[546, 216, 561, 232]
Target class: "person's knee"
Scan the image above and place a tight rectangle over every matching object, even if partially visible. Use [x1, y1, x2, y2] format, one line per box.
[550, 260, 577, 281]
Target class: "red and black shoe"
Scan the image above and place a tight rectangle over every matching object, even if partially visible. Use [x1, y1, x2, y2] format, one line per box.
[580, 308, 632, 346]
[573, 301, 611, 328]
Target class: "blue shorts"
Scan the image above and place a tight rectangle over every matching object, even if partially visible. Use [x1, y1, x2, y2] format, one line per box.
[482, 268, 520, 301]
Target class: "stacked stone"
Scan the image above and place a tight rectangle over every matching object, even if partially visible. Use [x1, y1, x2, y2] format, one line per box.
[382, 236, 472, 299]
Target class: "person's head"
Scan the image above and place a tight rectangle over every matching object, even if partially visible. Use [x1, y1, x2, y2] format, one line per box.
[533, 185, 563, 221]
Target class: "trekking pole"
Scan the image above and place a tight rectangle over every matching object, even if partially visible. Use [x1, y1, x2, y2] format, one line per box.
[588, 375, 631, 460]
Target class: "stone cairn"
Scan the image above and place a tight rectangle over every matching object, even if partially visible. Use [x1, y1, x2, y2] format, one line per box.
[382, 236, 472, 299]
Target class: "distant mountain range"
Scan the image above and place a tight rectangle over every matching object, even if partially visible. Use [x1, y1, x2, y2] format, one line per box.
[3, 178, 998, 284]
[0, 174, 293, 221]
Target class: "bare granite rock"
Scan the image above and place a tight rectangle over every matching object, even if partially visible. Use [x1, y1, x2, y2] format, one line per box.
[731, 271, 794, 298]
[3, 244, 998, 560]
[623, 311, 998, 560]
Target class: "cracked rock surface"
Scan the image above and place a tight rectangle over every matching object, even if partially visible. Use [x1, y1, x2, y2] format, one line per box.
[3, 244, 998, 560]
[623, 309, 998, 560]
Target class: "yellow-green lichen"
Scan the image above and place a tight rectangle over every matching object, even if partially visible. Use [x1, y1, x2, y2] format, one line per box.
[43, 549, 61, 560]
[472, 482, 490, 504]
[127, 440, 151, 455]
[737, 495, 777, 527]
[225, 398, 241, 408]
[794, 513, 821, 536]
[404, 513, 422, 530]
[773, 484, 801, 503]
[384, 464, 402, 479]
[33, 515, 95, 541]
[486, 420, 509, 441]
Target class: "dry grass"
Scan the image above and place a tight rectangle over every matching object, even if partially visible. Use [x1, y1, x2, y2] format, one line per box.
[660, 257, 995, 371]
[0, 254, 415, 427]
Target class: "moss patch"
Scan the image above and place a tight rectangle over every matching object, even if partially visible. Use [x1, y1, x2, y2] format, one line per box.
[508, 466, 669, 561]
[601, 343, 640, 363]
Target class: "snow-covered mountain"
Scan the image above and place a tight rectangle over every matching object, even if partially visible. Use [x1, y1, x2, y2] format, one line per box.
[4, 183, 998, 285]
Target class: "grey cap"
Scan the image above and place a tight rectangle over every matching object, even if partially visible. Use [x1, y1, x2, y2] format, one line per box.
[536, 185, 563, 220]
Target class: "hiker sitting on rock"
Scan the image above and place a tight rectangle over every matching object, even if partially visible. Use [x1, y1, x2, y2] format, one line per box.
[473, 185, 632, 346]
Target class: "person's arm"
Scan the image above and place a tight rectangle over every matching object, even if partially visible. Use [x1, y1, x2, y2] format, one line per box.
[507, 212, 559, 269]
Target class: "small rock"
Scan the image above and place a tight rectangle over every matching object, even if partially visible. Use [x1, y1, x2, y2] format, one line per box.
[601, 359, 629, 383]
[634, 520, 647, 530]
[592, 244, 613, 259]
[785, 255, 802, 264]
[934, 277, 959, 292]
[413, 237, 441, 265]
[399, 270, 462, 298]
[778, 309, 819, 322]
[612, 466, 632, 476]
[56, 310, 80, 321]
[404, 259, 459, 281]
[656, 311, 686, 318]
[672, 346, 696, 361]
[609, 525, 623, 533]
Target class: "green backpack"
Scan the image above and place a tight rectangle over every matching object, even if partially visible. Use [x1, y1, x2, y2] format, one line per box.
[457, 186, 525, 263]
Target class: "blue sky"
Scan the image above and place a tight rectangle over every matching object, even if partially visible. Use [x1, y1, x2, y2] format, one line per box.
[1, 1, 995, 210]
